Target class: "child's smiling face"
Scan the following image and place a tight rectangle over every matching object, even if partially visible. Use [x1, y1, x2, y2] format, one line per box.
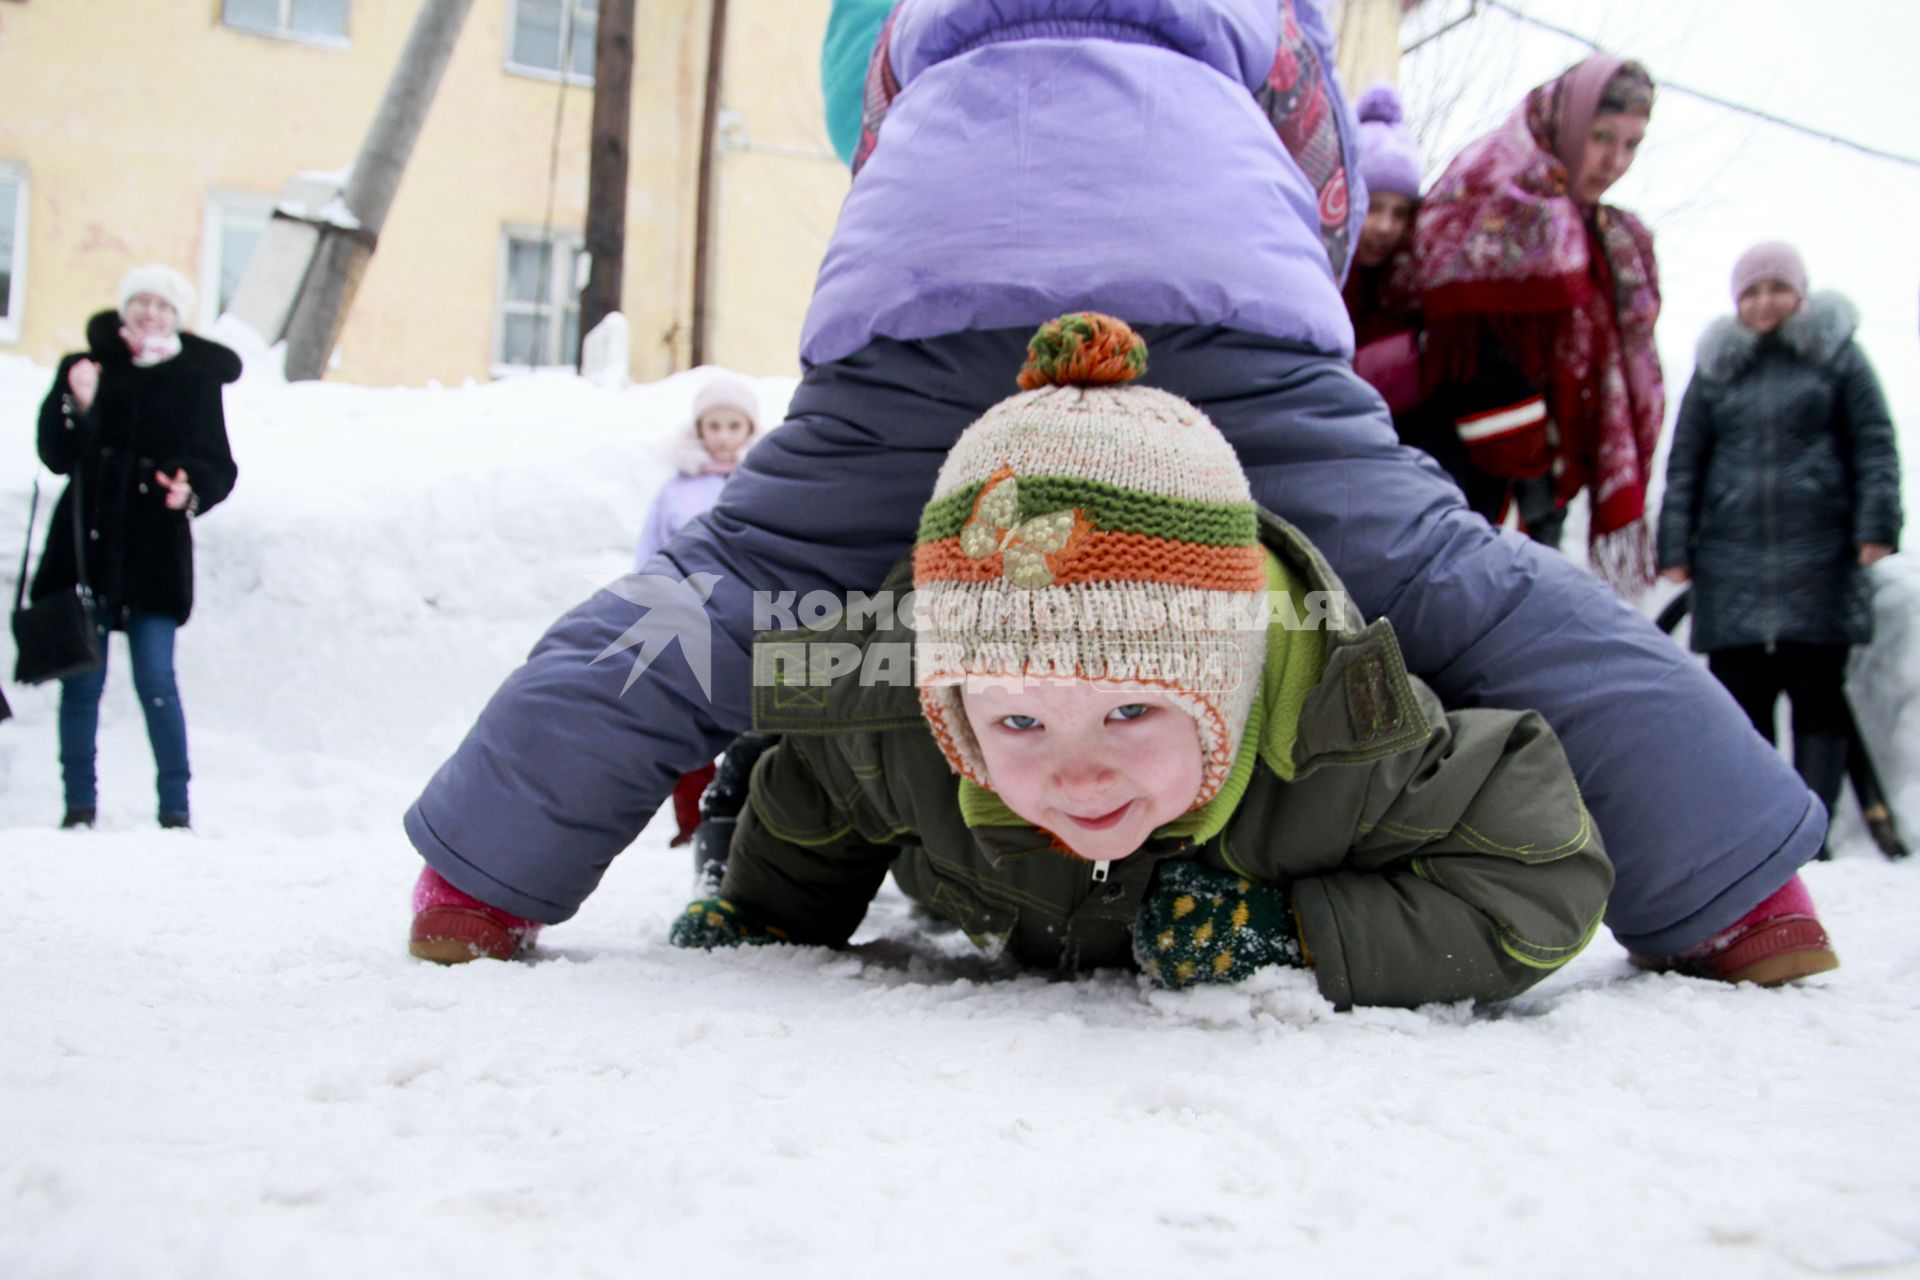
[959, 677, 1204, 863]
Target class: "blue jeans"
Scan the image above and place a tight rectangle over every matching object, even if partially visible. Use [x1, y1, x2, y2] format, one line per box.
[58, 611, 190, 817]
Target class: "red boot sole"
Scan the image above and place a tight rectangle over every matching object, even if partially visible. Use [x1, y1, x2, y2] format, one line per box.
[1709, 915, 1837, 985]
[409, 905, 524, 964]
[1635, 914, 1838, 987]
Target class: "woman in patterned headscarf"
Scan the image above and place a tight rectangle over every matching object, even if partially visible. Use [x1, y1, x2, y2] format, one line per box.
[1415, 55, 1662, 593]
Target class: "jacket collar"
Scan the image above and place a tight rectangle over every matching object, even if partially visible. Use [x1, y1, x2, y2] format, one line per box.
[84, 310, 244, 384]
[1694, 291, 1859, 382]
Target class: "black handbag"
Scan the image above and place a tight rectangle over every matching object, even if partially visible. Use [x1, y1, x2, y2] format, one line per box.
[12, 474, 105, 685]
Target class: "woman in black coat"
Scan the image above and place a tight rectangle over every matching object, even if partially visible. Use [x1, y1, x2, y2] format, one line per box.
[31, 264, 240, 829]
[1658, 241, 1903, 849]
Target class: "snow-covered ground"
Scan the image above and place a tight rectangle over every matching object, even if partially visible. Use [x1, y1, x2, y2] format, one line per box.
[2, 349, 1917, 1278]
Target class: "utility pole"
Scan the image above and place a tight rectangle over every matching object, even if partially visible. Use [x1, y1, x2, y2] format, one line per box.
[579, 0, 636, 365]
[284, 0, 475, 381]
[689, 0, 728, 367]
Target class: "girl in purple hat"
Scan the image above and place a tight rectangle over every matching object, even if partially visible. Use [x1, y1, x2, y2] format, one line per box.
[1342, 83, 1505, 518]
[1344, 84, 1425, 416]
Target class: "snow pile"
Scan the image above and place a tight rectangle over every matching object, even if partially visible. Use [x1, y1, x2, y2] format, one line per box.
[2, 355, 1918, 1278]
[1843, 564, 1920, 851]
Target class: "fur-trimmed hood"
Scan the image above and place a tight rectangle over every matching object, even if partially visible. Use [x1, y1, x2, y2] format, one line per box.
[1694, 291, 1858, 383]
[670, 421, 717, 476]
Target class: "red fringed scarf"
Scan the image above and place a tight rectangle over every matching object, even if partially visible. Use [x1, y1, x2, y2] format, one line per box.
[1413, 72, 1665, 595]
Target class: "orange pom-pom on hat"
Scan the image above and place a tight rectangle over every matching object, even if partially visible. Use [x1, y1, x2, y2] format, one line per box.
[1015, 312, 1149, 389]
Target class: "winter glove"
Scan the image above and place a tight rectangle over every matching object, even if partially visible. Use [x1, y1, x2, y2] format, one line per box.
[693, 732, 779, 890]
[669, 896, 790, 950]
[1133, 860, 1302, 991]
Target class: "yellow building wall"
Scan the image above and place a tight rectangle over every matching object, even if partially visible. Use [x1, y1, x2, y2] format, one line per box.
[1328, 0, 1403, 94]
[1, 1, 1395, 386]
[0, 0, 834, 386]
[704, 0, 844, 377]
[335, 0, 713, 387]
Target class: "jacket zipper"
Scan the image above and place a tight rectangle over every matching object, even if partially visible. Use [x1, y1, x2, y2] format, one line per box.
[1090, 860, 1111, 883]
[1760, 354, 1778, 650]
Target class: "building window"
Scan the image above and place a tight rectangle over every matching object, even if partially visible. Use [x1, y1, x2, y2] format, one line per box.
[199, 193, 277, 326]
[0, 164, 25, 344]
[221, 0, 349, 43]
[495, 230, 585, 370]
[506, 0, 595, 82]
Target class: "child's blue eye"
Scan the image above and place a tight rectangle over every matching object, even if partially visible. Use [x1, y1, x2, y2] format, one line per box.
[1000, 714, 1041, 731]
[1109, 704, 1150, 722]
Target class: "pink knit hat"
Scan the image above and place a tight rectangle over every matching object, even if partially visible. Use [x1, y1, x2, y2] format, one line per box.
[692, 371, 759, 426]
[1730, 241, 1808, 304]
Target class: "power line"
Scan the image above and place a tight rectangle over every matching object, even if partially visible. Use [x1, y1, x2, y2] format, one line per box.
[1401, 0, 1480, 55]
[1407, 0, 1920, 171]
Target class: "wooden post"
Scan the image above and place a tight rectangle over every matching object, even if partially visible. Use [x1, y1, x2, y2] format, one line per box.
[284, 0, 475, 381]
[579, 0, 636, 366]
[689, 0, 728, 367]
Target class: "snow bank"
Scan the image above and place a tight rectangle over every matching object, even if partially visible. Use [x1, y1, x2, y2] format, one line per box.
[2, 355, 1917, 1278]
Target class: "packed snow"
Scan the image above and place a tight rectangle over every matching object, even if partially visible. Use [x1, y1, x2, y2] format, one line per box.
[2, 338, 1917, 1277]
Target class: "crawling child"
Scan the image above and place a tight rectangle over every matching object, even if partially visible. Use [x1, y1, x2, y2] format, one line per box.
[408, 0, 1831, 990]
[669, 316, 1610, 1008]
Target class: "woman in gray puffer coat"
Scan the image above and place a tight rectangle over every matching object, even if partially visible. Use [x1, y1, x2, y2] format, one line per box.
[1658, 241, 1903, 843]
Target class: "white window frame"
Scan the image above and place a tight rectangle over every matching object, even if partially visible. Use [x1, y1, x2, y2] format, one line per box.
[218, 0, 351, 49]
[503, 0, 596, 85]
[198, 191, 279, 328]
[0, 162, 26, 345]
[492, 227, 586, 374]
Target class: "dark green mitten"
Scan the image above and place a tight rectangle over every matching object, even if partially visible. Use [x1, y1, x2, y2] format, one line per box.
[1134, 860, 1302, 990]
[669, 896, 790, 950]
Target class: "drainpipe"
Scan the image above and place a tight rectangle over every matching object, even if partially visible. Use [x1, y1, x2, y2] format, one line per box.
[689, 0, 728, 367]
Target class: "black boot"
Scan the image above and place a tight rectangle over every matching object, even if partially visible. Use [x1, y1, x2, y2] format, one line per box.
[61, 807, 96, 830]
[692, 732, 779, 891]
[1794, 730, 1849, 860]
[1842, 705, 1908, 860]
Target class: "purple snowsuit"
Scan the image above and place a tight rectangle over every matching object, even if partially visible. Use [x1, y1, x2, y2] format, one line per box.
[406, 0, 1821, 956]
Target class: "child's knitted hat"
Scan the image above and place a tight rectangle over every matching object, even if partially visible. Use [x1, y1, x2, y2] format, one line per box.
[912, 314, 1270, 810]
[1355, 85, 1423, 201]
[693, 370, 760, 426]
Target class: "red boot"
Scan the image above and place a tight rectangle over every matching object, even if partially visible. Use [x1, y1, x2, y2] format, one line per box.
[1631, 874, 1838, 986]
[408, 865, 542, 964]
[670, 763, 718, 847]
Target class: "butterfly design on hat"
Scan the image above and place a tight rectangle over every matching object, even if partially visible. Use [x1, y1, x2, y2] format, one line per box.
[959, 468, 1091, 590]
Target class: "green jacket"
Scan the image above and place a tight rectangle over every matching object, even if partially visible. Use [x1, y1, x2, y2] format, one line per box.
[726, 513, 1611, 1009]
